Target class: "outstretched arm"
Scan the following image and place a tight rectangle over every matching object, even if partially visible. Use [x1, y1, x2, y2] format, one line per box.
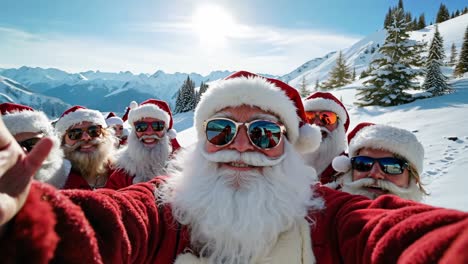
[0, 116, 53, 234]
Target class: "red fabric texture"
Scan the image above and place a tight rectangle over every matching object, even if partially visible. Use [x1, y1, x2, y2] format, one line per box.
[106, 169, 134, 190]
[62, 168, 116, 190]
[2, 178, 468, 263]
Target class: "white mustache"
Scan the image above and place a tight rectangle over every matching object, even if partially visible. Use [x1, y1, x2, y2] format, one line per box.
[344, 177, 414, 195]
[201, 148, 286, 167]
[63, 138, 102, 151]
[139, 134, 163, 141]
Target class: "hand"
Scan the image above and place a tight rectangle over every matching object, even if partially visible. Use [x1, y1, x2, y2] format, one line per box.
[0, 116, 53, 233]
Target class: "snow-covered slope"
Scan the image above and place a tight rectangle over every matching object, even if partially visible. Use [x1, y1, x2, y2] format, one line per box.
[288, 13, 468, 89]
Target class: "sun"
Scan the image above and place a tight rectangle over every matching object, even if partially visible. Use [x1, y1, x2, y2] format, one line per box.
[191, 4, 235, 47]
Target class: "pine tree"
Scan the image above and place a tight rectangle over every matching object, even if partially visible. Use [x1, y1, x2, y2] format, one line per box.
[398, 0, 404, 10]
[322, 51, 352, 89]
[384, 7, 393, 29]
[299, 76, 310, 97]
[417, 14, 426, 30]
[449, 43, 458, 66]
[352, 67, 356, 81]
[357, 8, 423, 106]
[174, 76, 196, 113]
[315, 79, 320, 91]
[422, 25, 452, 96]
[436, 3, 450, 23]
[454, 26, 468, 77]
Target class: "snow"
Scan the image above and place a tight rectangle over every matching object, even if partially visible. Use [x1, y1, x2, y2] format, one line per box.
[173, 76, 468, 212]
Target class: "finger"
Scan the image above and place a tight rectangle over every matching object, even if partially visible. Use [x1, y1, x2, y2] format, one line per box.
[23, 137, 54, 176]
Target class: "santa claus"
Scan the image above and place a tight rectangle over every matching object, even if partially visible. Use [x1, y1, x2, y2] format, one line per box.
[0, 102, 70, 188]
[332, 122, 428, 201]
[107, 99, 181, 189]
[55, 105, 117, 189]
[0, 71, 467, 264]
[302, 92, 350, 184]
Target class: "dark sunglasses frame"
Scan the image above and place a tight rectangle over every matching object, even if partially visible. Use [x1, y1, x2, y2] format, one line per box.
[67, 125, 103, 140]
[18, 137, 42, 152]
[134, 120, 166, 133]
[203, 117, 287, 150]
[351, 156, 409, 175]
[305, 111, 339, 126]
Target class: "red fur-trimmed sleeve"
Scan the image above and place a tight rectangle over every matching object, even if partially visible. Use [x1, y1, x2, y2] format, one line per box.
[311, 186, 468, 263]
[0, 182, 59, 264]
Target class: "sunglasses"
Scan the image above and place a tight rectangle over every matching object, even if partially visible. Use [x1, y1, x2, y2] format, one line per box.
[351, 156, 409, 175]
[305, 111, 338, 126]
[18, 137, 42, 152]
[67, 125, 103, 140]
[204, 118, 286, 150]
[134, 121, 165, 133]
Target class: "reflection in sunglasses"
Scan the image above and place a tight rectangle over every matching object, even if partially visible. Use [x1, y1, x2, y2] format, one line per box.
[18, 137, 42, 152]
[351, 156, 409, 175]
[134, 121, 166, 132]
[305, 111, 338, 126]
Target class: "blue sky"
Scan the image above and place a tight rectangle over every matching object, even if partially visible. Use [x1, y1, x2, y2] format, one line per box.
[0, 0, 466, 75]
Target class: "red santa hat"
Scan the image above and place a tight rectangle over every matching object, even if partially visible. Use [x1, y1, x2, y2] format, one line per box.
[332, 122, 425, 175]
[55, 105, 107, 137]
[194, 70, 321, 153]
[127, 99, 177, 139]
[0, 102, 54, 135]
[303, 92, 350, 131]
[105, 112, 124, 127]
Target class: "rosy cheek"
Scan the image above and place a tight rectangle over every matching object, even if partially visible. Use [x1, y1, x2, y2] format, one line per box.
[205, 142, 219, 153]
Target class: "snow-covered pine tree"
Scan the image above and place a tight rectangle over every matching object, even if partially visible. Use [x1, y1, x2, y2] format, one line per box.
[322, 51, 352, 89]
[422, 25, 452, 96]
[448, 43, 458, 66]
[454, 26, 468, 77]
[195, 81, 209, 107]
[175, 76, 196, 113]
[299, 76, 310, 97]
[357, 8, 423, 106]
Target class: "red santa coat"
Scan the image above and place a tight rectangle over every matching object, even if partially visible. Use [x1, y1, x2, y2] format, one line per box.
[62, 168, 116, 190]
[1, 177, 468, 263]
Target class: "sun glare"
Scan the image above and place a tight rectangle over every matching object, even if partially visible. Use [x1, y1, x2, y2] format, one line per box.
[191, 4, 235, 47]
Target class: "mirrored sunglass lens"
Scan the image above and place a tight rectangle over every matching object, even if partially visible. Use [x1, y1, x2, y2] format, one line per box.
[305, 112, 317, 124]
[319, 111, 338, 125]
[135, 122, 148, 132]
[379, 158, 404, 175]
[352, 156, 374, 172]
[68, 129, 83, 140]
[151, 121, 165, 131]
[87, 126, 101, 137]
[206, 119, 236, 146]
[19, 138, 41, 152]
[248, 121, 281, 149]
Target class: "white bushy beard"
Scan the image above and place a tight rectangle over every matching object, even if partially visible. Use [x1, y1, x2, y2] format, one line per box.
[62, 134, 115, 178]
[158, 141, 324, 264]
[35, 135, 71, 189]
[115, 132, 171, 183]
[302, 125, 346, 176]
[340, 172, 423, 201]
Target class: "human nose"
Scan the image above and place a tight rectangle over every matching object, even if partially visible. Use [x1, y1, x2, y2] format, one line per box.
[81, 130, 92, 140]
[368, 162, 385, 180]
[228, 125, 255, 152]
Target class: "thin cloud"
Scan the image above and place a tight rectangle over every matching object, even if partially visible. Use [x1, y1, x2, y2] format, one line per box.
[0, 23, 361, 75]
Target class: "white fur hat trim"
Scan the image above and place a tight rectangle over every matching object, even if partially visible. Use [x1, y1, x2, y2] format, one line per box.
[55, 109, 107, 136]
[303, 98, 348, 127]
[195, 76, 301, 144]
[3, 110, 53, 135]
[348, 125, 424, 174]
[106, 116, 124, 126]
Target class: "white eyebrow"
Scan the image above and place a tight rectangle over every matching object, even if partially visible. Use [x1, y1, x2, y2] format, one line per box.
[211, 112, 279, 122]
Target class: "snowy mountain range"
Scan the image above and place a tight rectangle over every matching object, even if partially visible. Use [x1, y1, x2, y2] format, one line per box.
[0, 14, 467, 118]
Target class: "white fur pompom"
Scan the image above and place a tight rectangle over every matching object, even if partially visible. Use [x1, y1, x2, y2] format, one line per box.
[332, 155, 351, 172]
[294, 123, 322, 154]
[167, 128, 177, 139]
[129, 101, 138, 109]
